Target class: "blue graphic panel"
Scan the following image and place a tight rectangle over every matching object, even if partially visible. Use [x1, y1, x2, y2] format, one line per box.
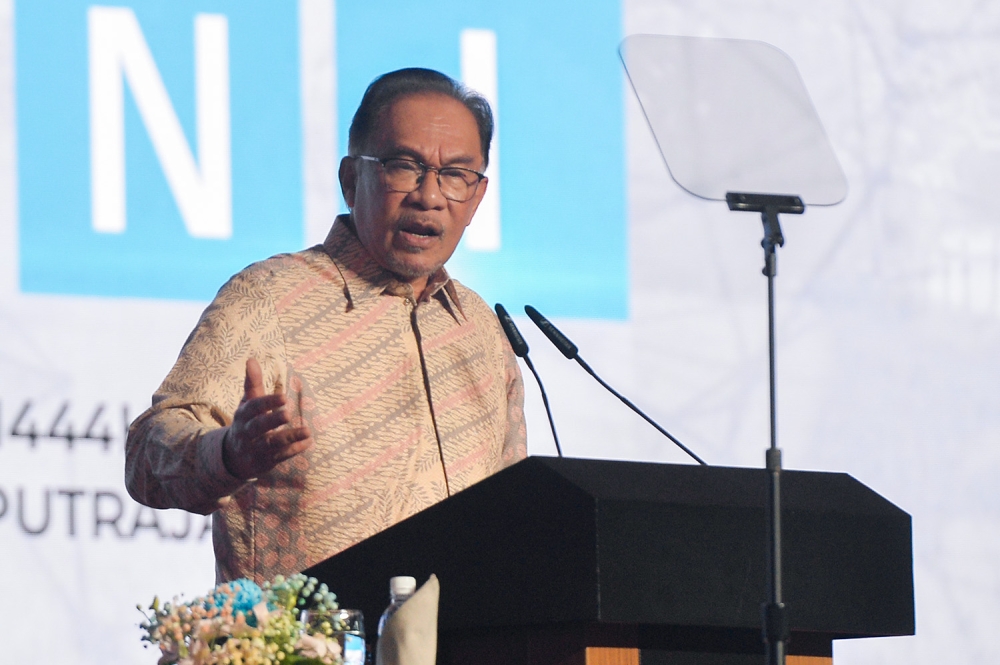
[16, 1, 302, 301]
[16, 1, 625, 317]
[337, 0, 626, 319]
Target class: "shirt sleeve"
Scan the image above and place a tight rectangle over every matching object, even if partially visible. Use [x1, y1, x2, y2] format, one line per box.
[501, 339, 528, 467]
[125, 265, 288, 515]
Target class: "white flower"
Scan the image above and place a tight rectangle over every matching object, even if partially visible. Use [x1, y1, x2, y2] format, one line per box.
[252, 601, 271, 626]
[295, 633, 343, 664]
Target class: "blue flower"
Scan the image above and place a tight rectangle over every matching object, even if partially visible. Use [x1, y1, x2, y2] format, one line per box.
[205, 579, 264, 625]
[230, 579, 263, 615]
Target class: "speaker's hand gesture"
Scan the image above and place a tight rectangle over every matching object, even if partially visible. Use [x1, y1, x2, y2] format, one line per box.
[223, 358, 313, 480]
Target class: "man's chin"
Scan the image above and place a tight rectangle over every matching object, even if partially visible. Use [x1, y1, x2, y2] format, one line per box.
[385, 254, 442, 284]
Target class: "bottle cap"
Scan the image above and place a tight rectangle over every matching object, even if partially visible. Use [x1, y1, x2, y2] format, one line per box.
[389, 576, 417, 596]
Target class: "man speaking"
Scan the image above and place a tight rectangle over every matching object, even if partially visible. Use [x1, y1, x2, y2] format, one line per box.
[126, 68, 527, 583]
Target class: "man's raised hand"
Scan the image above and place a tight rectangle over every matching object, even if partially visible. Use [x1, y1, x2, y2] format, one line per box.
[222, 358, 313, 480]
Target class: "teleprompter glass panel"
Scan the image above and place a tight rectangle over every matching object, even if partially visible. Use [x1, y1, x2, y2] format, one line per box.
[620, 34, 847, 205]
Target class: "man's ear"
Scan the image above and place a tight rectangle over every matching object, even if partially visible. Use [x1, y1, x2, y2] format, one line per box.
[463, 176, 489, 227]
[339, 156, 357, 209]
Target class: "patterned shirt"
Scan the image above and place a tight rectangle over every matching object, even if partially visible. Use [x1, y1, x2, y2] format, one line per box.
[126, 216, 527, 583]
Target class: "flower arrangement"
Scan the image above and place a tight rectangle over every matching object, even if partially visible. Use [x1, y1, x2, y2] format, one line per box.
[139, 574, 345, 665]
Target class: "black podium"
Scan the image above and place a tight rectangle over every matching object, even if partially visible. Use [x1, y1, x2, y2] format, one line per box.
[305, 457, 914, 665]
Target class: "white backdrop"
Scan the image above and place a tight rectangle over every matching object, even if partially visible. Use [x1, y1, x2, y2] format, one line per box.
[1, 0, 998, 663]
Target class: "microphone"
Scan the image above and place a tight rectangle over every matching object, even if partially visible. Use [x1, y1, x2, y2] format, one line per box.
[523, 305, 706, 465]
[495, 304, 562, 457]
[523, 306, 577, 358]
[495, 302, 529, 357]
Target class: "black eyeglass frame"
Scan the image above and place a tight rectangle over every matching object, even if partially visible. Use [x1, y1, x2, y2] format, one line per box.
[355, 155, 486, 203]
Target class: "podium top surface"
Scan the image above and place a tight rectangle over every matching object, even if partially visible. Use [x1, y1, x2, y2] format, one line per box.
[528, 456, 904, 514]
[306, 457, 914, 640]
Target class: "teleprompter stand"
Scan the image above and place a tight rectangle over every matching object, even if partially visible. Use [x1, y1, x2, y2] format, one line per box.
[620, 34, 852, 664]
[727, 192, 805, 665]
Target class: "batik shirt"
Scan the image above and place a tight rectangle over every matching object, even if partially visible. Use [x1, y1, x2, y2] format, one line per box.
[126, 216, 527, 583]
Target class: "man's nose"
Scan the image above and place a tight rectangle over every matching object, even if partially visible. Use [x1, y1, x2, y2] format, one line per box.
[407, 170, 447, 209]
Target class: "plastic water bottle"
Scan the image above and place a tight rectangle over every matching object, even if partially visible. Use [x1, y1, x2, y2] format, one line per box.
[377, 576, 417, 637]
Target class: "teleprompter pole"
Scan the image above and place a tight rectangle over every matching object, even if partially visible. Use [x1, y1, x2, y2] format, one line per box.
[726, 192, 804, 665]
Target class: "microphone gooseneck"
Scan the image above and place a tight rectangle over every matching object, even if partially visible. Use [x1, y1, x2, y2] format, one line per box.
[495, 304, 563, 457]
[523, 305, 707, 466]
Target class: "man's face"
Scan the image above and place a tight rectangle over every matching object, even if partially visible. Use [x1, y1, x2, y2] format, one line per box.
[340, 93, 488, 294]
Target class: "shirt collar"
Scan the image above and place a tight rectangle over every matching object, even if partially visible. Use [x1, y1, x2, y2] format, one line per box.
[321, 215, 466, 321]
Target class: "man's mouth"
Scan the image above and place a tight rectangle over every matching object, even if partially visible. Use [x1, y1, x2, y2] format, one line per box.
[396, 219, 442, 248]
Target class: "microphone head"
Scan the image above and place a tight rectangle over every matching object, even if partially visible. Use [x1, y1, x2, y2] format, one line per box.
[494, 303, 529, 357]
[524, 305, 578, 359]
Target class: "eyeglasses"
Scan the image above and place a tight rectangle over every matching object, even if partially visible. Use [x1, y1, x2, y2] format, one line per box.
[356, 156, 485, 203]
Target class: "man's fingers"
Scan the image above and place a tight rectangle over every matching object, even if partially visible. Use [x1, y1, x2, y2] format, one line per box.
[243, 407, 292, 441]
[243, 357, 266, 401]
[235, 393, 286, 424]
[282, 426, 313, 447]
[255, 426, 311, 452]
[269, 430, 313, 462]
[225, 425, 312, 479]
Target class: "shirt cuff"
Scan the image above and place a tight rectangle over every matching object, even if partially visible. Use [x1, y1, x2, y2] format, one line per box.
[199, 426, 248, 507]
